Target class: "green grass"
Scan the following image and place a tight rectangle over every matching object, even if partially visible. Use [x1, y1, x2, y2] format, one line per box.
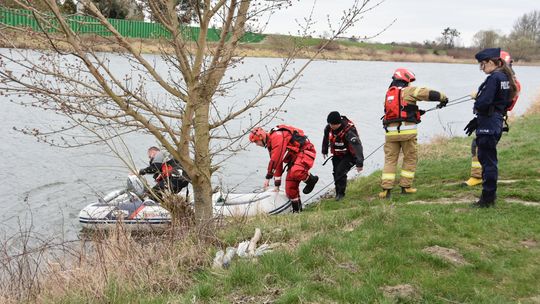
[48, 114, 540, 303]
[180, 113, 540, 303]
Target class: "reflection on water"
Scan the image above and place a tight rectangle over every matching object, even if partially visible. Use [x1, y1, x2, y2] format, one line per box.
[1, 49, 539, 237]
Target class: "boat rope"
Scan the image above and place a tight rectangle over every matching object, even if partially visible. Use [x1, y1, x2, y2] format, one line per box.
[304, 142, 385, 206]
[304, 93, 473, 207]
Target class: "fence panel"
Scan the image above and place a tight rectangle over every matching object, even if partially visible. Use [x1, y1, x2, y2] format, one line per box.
[0, 7, 265, 43]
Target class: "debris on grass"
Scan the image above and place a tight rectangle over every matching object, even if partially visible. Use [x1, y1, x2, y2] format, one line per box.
[380, 284, 419, 301]
[422, 245, 470, 266]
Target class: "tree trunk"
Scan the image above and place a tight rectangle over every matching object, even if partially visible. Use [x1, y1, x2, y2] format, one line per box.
[192, 94, 213, 223]
[191, 176, 213, 224]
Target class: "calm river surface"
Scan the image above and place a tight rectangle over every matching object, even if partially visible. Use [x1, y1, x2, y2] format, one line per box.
[1, 49, 540, 237]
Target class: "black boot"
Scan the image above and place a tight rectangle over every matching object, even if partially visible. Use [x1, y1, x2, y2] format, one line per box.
[471, 191, 496, 208]
[291, 200, 302, 213]
[302, 174, 319, 194]
[335, 192, 345, 201]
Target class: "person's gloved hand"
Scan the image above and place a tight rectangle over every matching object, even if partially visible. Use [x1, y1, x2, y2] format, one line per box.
[470, 91, 478, 100]
[464, 118, 478, 136]
[138, 169, 146, 175]
[419, 109, 426, 116]
[437, 94, 449, 108]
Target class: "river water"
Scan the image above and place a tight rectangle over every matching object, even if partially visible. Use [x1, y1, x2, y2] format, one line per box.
[1, 49, 539, 238]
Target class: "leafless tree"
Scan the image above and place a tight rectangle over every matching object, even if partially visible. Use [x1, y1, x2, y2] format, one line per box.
[510, 10, 540, 44]
[0, 0, 380, 224]
[504, 10, 540, 61]
[472, 30, 501, 50]
[438, 27, 460, 49]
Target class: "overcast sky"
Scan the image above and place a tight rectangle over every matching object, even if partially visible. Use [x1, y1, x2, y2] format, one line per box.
[262, 0, 539, 46]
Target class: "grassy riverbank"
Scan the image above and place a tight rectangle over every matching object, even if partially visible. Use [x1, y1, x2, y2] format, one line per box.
[31, 97, 540, 303]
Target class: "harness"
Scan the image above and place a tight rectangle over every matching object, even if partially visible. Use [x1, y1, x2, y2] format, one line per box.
[329, 118, 356, 156]
[382, 86, 421, 132]
[155, 157, 184, 182]
[270, 124, 308, 153]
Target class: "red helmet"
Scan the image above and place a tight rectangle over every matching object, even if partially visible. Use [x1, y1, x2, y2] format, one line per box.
[500, 50, 512, 65]
[249, 127, 267, 142]
[392, 68, 416, 83]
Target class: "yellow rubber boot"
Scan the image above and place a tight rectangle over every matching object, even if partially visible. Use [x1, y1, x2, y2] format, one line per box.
[378, 189, 391, 199]
[401, 187, 417, 194]
[463, 177, 482, 187]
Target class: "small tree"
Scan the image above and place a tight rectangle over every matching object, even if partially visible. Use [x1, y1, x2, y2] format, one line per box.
[439, 27, 460, 49]
[0, 0, 56, 11]
[503, 36, 537, 61]
[510, 10, 540, 44]
[83, 0, 144, 20]
[0, 0, 377, 224]
[472, 30, 501, 49]
[60, 0, 77, 14]
[143, 0, 204, 23]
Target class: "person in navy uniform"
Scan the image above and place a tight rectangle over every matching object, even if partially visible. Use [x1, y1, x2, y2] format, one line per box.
[464, 48, 518, 207]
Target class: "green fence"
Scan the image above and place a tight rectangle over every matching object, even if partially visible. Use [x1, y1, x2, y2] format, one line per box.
[0, 7, 265, 43]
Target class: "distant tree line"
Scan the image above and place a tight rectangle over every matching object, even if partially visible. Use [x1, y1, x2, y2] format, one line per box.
[473, 10, 540, 61]
[1, 0, 202, 22]
[1, 0, 76, 14]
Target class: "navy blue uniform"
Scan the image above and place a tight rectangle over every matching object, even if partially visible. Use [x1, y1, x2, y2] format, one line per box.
[474, 70, 511, 202]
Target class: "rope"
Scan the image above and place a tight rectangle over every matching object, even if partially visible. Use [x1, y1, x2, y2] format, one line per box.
[304, 94, 473, 207]
[424, 95, 473, 113]
[304, 142, 385, 205]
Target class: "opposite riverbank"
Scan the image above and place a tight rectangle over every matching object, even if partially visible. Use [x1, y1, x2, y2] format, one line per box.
[3, 30, 540, 65]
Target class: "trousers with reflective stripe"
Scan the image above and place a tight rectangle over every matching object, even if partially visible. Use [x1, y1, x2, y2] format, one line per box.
[381, 132, 417, 189]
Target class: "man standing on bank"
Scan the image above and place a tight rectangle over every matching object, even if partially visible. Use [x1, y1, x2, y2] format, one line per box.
[379, 68, 449, 199]
[322, 111, 364, 201]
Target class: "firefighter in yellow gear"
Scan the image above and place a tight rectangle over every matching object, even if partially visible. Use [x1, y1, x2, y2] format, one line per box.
[379, 68, 448, 199]
[463, 139, 483, 186]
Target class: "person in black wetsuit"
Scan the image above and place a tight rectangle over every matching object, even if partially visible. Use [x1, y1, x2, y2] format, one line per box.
[138, 146, 189, 201]
[322, 111, 364, 201]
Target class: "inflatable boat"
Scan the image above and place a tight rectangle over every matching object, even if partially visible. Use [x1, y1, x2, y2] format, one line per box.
[213, 189, 291, 217]
[78, 175, 172, 231]
[79, 176, 292, 231]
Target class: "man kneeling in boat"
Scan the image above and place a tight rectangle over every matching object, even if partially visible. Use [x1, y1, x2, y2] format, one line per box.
[138, 146, 189, 201]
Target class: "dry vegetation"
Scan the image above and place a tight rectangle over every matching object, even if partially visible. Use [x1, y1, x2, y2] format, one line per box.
[39, 228, 210, 301]
[526, 90, 540, 116]
[0, 222, 217, 303]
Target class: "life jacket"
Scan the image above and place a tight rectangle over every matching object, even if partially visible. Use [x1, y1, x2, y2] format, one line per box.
[383, 86, 421, 131]
[329, 117, 357, 156]
[502, 77, 522, 132]
[155, 154, 182, 182]
[270, 124, 308, 153]
[506, 77, 521, 112]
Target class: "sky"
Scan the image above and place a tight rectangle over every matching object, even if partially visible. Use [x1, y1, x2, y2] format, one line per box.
[262, 0, 539, 46]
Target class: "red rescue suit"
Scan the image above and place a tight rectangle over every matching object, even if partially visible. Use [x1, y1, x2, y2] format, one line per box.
[265, 125, 316, 201]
